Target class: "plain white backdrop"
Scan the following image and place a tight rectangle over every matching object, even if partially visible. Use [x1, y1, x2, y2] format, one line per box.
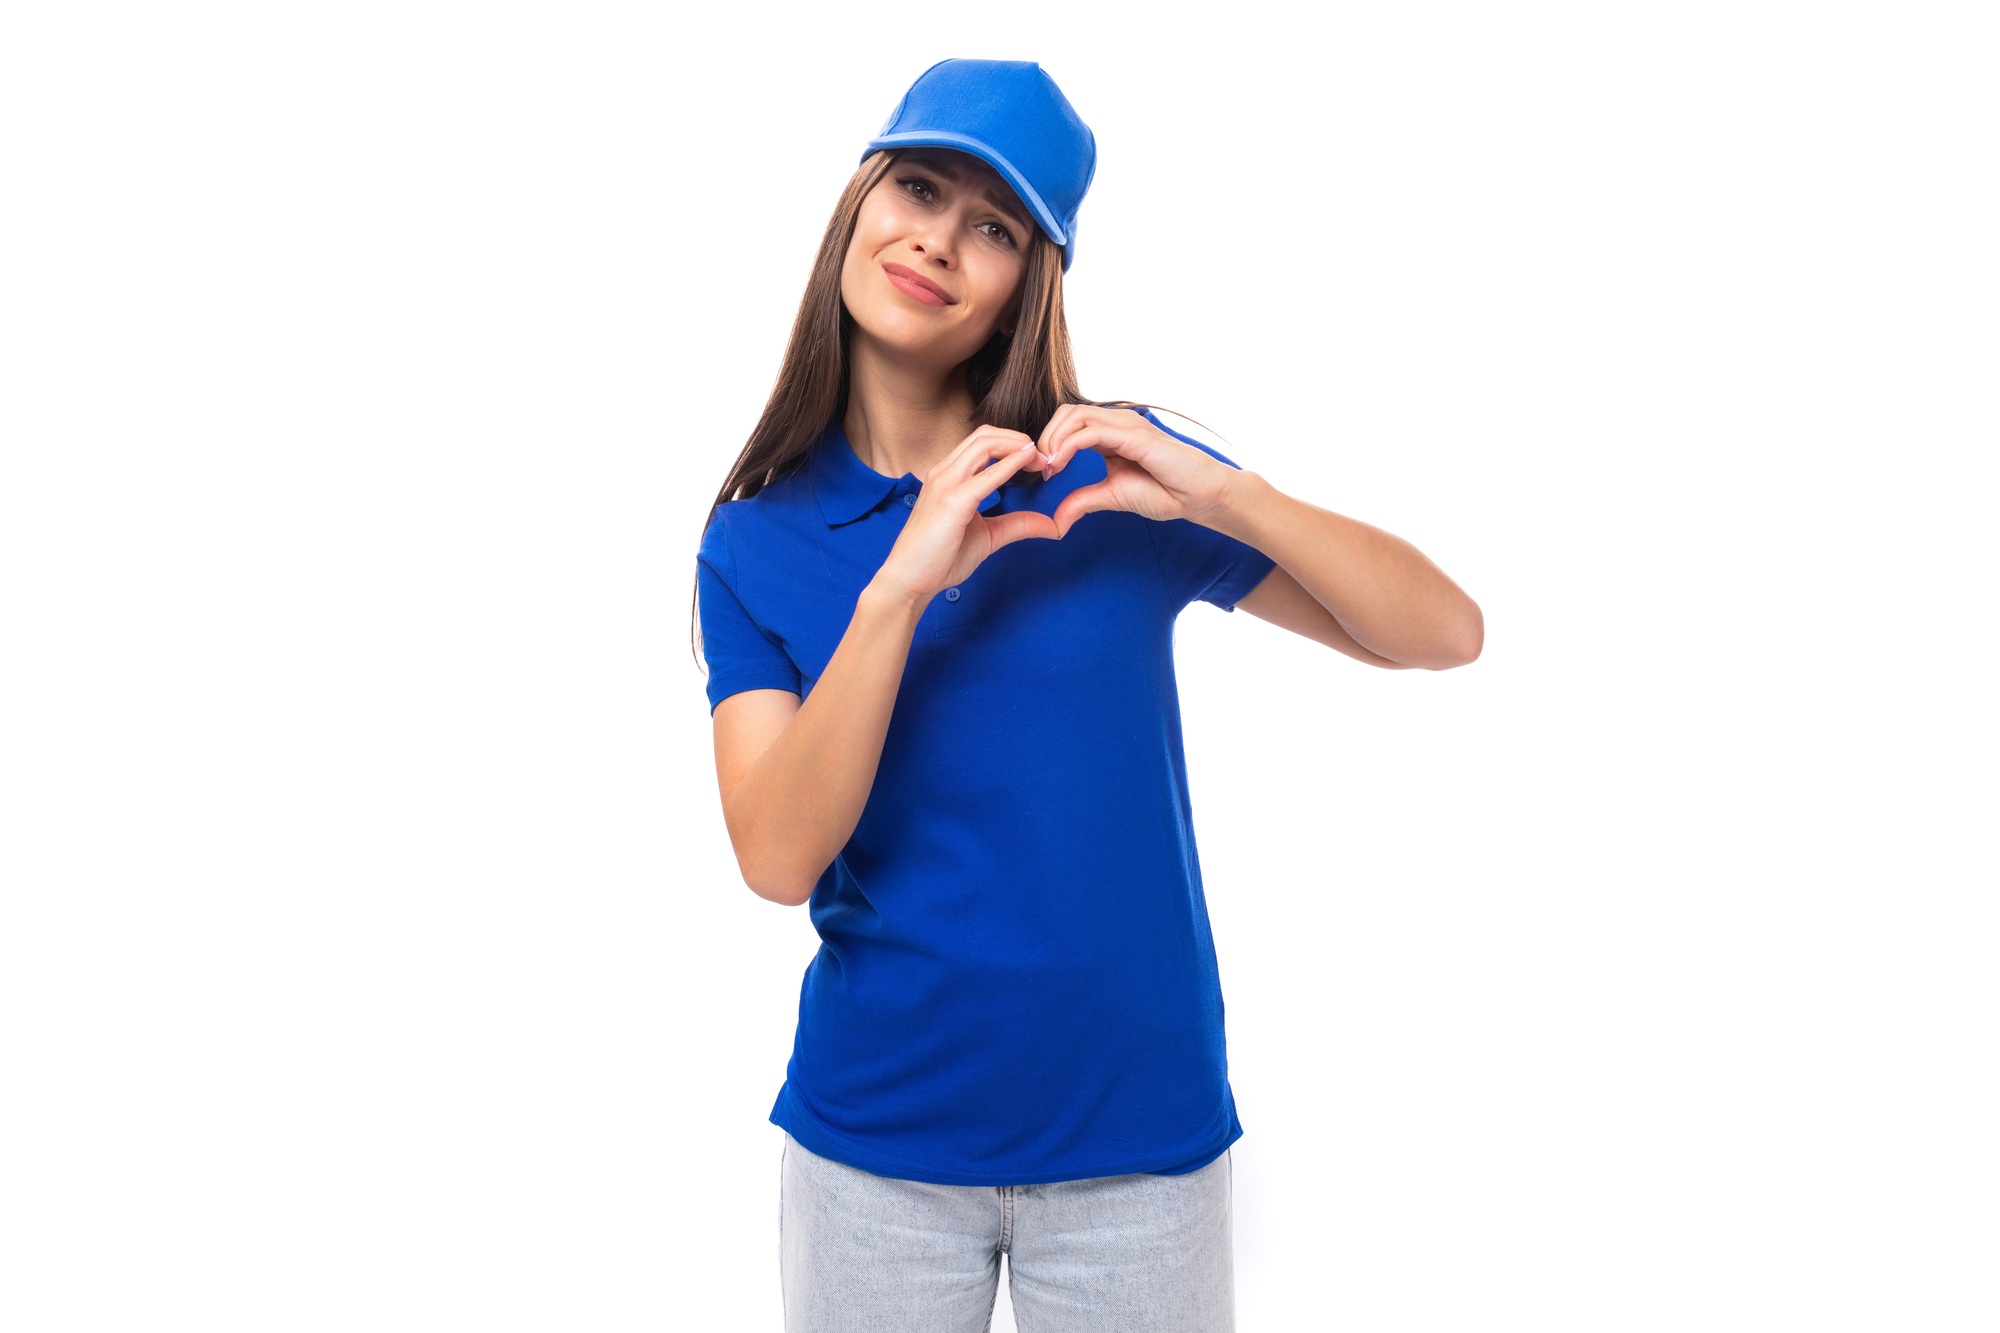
[3, 2, 1995, 1329]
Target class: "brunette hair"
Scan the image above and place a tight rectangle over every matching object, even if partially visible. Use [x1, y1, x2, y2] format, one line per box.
[690, 149, 1156, 671]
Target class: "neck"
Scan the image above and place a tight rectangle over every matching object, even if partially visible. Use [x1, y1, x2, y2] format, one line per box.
[842, 334, 978, 480]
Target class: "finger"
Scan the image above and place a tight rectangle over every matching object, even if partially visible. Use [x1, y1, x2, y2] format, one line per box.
[1045, 406, 1131, 474]
[933, 427, 1036, 487]
[1049, 480, 1121, 539]
[1049, 418, 1145, 475]
[981, 508, 1061, 549]
[924, 426, 1014, 486]
[1041, 403, 1114, 471]
[1036, 403, 1082, 460]
[953, 440, 1042, 506]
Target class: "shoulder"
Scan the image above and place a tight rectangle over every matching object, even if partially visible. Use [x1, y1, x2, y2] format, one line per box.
[697, 461, 826, 594]
[696, 500, 748, 583]
[699, 456, 816, 550]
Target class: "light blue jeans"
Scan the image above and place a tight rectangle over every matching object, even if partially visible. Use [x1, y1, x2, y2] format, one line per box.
[779, 1131, 1234, 1332]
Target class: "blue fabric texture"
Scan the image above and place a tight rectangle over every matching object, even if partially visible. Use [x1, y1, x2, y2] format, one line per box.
[695, 409, 1277, 1186]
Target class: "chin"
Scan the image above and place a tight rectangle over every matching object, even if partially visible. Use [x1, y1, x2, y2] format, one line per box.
[853, 308, 979, 366]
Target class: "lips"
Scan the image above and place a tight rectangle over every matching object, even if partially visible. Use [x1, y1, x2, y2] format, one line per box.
[882, 262, 957, 306]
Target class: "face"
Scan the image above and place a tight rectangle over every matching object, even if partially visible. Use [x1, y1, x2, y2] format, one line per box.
[839, 148, 1035, 374]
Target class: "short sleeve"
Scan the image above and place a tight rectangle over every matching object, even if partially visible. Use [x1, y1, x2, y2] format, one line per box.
[1140, 411, 1279, 612]
[696, 509, 803, 713]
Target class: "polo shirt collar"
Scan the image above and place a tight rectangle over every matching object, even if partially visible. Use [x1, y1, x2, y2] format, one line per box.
[810, 422, 1004, 528]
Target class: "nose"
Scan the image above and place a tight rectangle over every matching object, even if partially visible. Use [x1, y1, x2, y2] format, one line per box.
[908, 217, 957, 269]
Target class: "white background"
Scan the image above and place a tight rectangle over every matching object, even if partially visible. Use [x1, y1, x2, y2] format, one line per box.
[3, 2, 1995, 1329]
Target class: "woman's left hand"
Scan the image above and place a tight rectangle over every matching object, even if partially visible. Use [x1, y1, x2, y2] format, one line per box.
[1037, 405, 1244, 539]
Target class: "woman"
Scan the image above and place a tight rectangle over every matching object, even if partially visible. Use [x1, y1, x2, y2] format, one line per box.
[693, 59, 1482, 1332]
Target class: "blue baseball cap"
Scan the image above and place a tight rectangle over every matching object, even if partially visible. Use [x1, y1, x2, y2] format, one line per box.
[863, 59, 1097, 271]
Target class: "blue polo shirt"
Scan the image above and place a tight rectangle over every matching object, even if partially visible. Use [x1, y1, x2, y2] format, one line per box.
[695, 408, 1277, 1187]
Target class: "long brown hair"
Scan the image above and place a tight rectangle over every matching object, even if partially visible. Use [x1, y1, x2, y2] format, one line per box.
[690, 149, 1152, 671]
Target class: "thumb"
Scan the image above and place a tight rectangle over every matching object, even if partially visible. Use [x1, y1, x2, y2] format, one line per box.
[985, 509, 1062, 549]
[1050, 482, 1118, 540]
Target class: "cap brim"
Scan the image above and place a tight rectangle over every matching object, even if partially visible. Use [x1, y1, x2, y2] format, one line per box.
[863, 130, 1068, 251]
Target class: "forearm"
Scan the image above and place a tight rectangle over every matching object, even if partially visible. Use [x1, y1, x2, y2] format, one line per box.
[726, 580, 927, 906]
[1206, 471, 1483, 668]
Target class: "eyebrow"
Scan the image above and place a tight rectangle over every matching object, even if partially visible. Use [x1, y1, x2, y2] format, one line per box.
[978, 185, 1032, 232]
[901, 154, 1033, 231]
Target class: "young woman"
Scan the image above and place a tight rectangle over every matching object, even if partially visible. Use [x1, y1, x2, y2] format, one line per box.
[694, 59, 1482, 1332]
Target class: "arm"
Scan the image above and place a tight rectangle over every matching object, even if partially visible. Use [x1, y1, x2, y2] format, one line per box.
[1033, 405, 1483, 672]
[1217, 474, 1483, 670]
[712, 581, 927, 907]
[1230, 561, 1411, 669]
[709, 426, 1058, 907]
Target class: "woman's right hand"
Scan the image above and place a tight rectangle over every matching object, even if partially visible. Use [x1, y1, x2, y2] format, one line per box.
[872, 426, 1063, 607]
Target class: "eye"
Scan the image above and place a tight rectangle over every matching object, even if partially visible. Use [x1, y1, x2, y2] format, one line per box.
[896, 177, 937, 202]
[979, 220, 1016, 247]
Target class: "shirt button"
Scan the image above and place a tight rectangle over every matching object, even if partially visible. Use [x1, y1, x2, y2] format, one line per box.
[902, 494, 916, 508]
[945, 587, 961, 602]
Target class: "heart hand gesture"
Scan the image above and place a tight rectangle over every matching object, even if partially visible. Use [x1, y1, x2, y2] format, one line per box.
[1037, 406, 1243, 539]
[872, 426, 1060, 607]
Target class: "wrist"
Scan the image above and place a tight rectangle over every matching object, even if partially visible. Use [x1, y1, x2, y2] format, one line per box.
[861, 574, 932, 622]
[1195, 468, 1272, 542]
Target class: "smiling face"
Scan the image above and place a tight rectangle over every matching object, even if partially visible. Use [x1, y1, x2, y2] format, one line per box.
[839, 148, 1037, 376]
